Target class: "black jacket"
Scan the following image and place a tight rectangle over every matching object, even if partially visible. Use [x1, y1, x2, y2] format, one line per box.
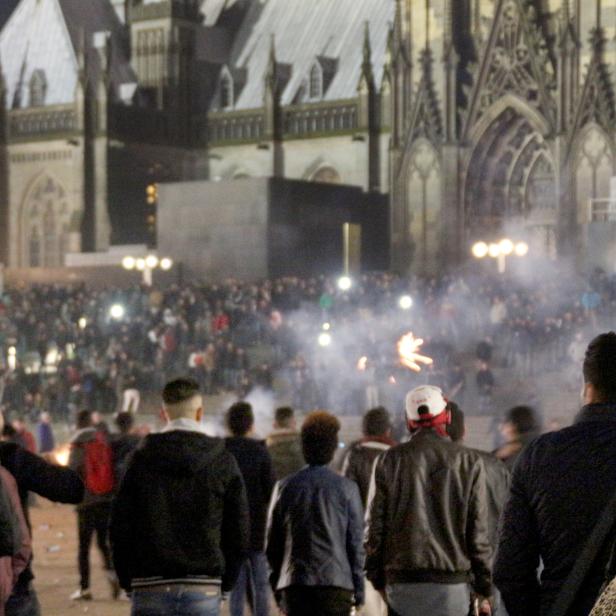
[110, 430, 249, 592]
[342, 439, 392, 507]
[226, 436, 275, 551]
[494, 404, 616, 616]
[266, 465, 365, 606]
[473, 449, 510, 553]
[0, 441, 84, 591]
[365, 429, 492, 597]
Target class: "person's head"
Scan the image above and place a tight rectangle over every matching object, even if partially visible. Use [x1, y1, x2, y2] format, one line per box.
[161, 378, 203, 423]
[301, 411, 340, 466]
[91, 411, 103, 426]
[405, 385, 450, 436]
[362, 406, 392, 438]
[501, 406, 538, 441]
[40, 411, 51, 424]
[446, 402, 465, 443]
[274, 406, 295, 431]
[226, 402, 254, 437]
[115, 412, 134, 435]
[583, 332, 616, 404]
[76, 410, 92, 430]
[11, 417, 25, 432]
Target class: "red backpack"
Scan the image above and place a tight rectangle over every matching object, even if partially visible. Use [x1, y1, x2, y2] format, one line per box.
[84, 432, 115, 495]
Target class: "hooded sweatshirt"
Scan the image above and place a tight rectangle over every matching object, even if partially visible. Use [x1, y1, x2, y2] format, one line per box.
[110, 429, 249, 592]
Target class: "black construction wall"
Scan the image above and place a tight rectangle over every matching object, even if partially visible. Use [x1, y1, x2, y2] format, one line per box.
[268, 179, 389, 277]
[157, 177, 389, 281]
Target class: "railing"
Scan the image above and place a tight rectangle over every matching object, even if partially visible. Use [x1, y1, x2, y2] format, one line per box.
[9, 107, 77, 138]
[207, 114, 264, 144]
[283, 102, 357, 137]
[589, 199, 616, 222]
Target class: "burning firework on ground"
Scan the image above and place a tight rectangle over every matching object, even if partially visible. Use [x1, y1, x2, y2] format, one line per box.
[357, 356, 368, 371]
[397, 332, 433, 373]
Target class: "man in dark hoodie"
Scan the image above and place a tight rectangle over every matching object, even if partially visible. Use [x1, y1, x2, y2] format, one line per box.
[225, 402, 276, 616]
[110, 377, 249, 616]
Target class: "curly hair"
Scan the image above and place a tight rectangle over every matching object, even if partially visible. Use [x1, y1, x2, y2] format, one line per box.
[301, 411, 340, 465]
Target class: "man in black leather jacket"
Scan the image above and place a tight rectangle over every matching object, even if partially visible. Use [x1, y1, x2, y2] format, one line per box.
[110, 378, 249, 616]
[365, 385, 492, 616]
[495, 332, 616, 616]
[266, 411, 365, 616]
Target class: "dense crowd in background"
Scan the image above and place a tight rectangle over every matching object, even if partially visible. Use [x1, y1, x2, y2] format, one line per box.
[0, 264, 615, 422]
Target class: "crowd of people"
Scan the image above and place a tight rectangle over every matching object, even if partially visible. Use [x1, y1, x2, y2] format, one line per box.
[0, 265, 614, 424]
[0, 320, 614, 614]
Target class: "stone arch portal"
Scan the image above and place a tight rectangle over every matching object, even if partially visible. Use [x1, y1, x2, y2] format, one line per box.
[20, 174, 73, 267]
[464, 106, 558, 258]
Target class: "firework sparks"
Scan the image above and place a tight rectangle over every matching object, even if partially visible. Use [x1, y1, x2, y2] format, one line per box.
[53, 444, 71, 467]
[397, 332, 434, 373]
[357, 356, 368, 372]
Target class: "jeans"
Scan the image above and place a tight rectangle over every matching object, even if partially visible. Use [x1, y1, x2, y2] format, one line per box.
[386, 583, 470, 616]
[132, 587, 221, 616]
[6, 585, 41, 616]
[281, 586, 353, 616]
[77, 503, 113, 589]
[229, 551, 270, 616]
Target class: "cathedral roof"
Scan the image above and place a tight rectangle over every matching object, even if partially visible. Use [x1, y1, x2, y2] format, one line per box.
[210, 0, 395, 110]
[0, 0, 135, 109]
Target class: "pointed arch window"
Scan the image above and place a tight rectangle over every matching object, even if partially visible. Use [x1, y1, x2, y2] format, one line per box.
[29, 70, 47, 107]
[220, 71, 234, 109]
[309, 63, 322, 100]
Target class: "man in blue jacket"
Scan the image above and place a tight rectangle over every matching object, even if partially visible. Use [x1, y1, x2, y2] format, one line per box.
[266, 410, 365, 616]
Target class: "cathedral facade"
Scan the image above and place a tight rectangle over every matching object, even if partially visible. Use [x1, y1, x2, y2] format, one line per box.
[0, 0, 614, 274]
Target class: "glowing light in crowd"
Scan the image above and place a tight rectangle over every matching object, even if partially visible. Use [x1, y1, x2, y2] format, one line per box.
[160, 257, 173, 271]
[122, 256, 136, 270]
[515, 241, 529, 257]
[388, 376, 397, 385]
[397, 332, 434, 373]
[399, 295, 414, 310]
[78, 317, 87, 330]
[45, 348, 59, 366]
[357, 356, 368, 371]
[337, 276, 352, 291]
[135, 258, 146, 271]
[54, 444, 70, 467]
[322, 322, 331, 331]
[145, 255, 159, 269]
[318, 332, 332, 347]
[472, 242, 489, 259]
[7, 346, 16, 371]
[109, 304, 126, 320]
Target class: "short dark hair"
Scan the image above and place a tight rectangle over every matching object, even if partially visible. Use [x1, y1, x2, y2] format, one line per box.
[363, 407, 391, 437]
[162, 378, 200, 405]
[274, 406, 294, 428]
[301, 411, 340, 465]
[76, 410, 92, 430]
[115, 412, 134, 434]
[226, 402, 254, 437]
[504, 406, 538, 435]
[446, 402, 465, 442]
[583, 332, 616, 401]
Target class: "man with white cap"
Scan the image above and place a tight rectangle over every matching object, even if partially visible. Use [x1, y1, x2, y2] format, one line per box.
[365, 385, 493, 616]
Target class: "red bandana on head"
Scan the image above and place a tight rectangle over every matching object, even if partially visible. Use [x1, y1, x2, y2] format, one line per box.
[408, 409, 451, 438]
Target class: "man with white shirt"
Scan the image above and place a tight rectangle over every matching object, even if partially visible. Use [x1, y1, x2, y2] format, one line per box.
[110, 377, 249, 616]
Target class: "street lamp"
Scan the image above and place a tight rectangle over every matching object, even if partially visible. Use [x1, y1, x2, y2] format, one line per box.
[472, 239, 529, 273]
[318, 332, 332, 347]
[122, 254, 173, 286]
